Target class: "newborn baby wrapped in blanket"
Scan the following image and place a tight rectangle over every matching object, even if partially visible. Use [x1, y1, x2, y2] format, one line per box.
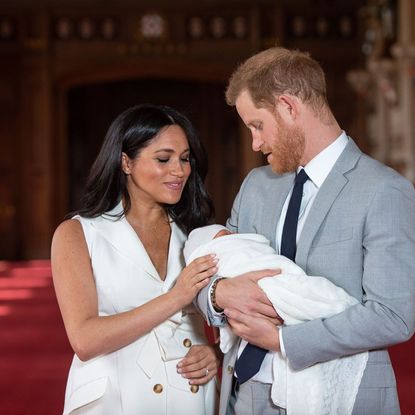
[184, 224, 368, 415]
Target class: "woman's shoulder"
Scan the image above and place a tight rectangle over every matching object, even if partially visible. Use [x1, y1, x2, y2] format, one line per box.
[52, 218, 85, 245]
[51, 218, 90, 261]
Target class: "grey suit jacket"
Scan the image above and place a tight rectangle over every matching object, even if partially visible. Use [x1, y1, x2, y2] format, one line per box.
[196, 139, 415, 415]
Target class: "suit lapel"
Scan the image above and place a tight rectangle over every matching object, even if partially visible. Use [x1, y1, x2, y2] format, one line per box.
[296, 139, 362, 269]
[260, 172, 294, 250]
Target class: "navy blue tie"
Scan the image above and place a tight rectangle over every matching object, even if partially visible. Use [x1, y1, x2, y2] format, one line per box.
[234, 169, 309, 384]
[280, 169, 309, 260]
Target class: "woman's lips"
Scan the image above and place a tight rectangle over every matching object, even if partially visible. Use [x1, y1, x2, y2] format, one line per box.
[165, 181, 184, 191]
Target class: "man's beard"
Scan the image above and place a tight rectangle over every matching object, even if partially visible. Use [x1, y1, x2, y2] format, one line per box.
[268, 119, 305, 174]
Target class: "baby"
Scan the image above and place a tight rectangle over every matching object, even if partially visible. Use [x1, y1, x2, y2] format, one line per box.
[184, 225, 368, 415]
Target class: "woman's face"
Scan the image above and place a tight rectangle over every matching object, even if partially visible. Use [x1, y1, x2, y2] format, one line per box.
[122, 125, 191, 206]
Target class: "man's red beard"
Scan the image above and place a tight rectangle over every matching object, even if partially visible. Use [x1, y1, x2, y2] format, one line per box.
[268, 115, 305, 174]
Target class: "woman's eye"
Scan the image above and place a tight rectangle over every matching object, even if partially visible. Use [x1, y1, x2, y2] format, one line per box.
[181, 156, 190, 163]
[157, 158, 169, 163]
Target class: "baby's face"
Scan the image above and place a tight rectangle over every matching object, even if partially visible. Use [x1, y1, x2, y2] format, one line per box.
[213, 229, 233, 239]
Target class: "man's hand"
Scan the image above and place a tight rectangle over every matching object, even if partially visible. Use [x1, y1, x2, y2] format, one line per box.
[215, 269, 282, 321]
[225, 308, 281, 351]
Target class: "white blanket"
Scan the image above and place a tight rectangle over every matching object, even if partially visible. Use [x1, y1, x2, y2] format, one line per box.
[185, 230, 368, 415]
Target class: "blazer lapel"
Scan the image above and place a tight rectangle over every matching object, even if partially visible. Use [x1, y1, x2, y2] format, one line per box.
[92, 203, 160, 280]
[163, 222, 187, 291]
[260, 172, 294, 250]
[296, 139, 362, 269]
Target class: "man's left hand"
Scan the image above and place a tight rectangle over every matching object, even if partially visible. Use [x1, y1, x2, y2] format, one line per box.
[225, 308, 281, 351]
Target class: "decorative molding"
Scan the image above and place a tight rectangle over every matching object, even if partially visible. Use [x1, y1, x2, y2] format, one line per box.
[287, 13, 356, 39]
[55, 16, 120, 41]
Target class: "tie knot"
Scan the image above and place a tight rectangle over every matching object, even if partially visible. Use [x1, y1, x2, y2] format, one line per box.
[295, 169, 309, 185]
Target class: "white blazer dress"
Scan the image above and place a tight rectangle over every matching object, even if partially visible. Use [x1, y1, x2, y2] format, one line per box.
[63, 203, 218, 415]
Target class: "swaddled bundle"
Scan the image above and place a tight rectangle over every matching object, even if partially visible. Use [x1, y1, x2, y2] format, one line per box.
[184, 225, 368, 415]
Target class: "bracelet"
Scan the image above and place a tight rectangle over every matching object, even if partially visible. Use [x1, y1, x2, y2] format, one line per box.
[210, 277, 225, 312]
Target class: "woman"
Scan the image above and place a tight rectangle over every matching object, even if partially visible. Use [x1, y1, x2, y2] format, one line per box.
[51, 104, 219, 415]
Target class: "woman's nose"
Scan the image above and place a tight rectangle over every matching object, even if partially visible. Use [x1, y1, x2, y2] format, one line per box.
[170, 160, 185, 177]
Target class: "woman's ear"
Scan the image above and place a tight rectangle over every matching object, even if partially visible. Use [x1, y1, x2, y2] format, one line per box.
[121, 152, 131, 175]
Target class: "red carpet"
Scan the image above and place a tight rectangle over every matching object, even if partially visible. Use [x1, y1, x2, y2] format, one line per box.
[0, 260, 414, 414]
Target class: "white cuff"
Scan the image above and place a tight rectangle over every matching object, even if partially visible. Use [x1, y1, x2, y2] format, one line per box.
[279, 327, 286, 358]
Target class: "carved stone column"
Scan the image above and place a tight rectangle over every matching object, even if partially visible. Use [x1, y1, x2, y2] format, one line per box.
[390, 0, 415, 181]
[347, 0, 415, 182]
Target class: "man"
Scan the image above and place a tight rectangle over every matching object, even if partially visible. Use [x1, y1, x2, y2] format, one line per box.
[196, 47, 415, 415]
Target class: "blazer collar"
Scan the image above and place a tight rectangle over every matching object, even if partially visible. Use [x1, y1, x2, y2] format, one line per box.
[296, 138, 362, 269]
[92, 202, 186, 286]
[164, 222, 187, 291]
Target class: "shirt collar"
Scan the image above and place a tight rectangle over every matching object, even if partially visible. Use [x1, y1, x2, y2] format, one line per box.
[300, 131, 348, 188]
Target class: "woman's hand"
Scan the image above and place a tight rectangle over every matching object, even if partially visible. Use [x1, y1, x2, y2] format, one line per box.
[171, 255, 218, 307]
[176, 344, 219, 385]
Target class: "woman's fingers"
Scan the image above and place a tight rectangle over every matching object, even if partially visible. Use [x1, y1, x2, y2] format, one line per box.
[186, 256, 218, 291]
[177, 345, 219, 384]
[187, 367, 218, 385]
[189, 254, 216, 270]
[173, 254, 218, 305]
[193, 269, 216, 283]
[179, 363, 218, 383]
[178, 358, 208, 373]
[183, 254, 218, 286]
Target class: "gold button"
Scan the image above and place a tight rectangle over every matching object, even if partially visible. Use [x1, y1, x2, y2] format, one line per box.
[190, 384, 199, 393]
[153, 384, 163, 393]
[227, 365, 234, 375]
[183, 338, 192, 348]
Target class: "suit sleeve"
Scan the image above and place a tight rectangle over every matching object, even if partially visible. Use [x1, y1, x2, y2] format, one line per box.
[194, 170, 253, 325]
[282, 179, 415, 370]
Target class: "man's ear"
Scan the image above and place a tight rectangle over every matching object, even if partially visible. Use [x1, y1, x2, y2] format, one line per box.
[275, 94, 299, 122]
[121, 152, 131, 175]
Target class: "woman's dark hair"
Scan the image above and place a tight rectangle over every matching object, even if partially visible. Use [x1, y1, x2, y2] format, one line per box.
[76, 104, 215, 234]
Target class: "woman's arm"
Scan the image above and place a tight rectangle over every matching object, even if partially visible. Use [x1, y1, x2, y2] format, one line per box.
[51, 219, 217, 361]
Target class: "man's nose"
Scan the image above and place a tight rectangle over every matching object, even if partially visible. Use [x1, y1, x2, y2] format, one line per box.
[251, 133, 263, 152]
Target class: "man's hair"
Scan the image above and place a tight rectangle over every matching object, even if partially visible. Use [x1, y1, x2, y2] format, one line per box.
[225, 47, 328, 112]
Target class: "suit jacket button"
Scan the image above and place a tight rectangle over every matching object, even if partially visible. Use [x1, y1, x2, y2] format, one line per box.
[190, 384, 199, 393]
[183, 338, 192, 348]
[153, 384, 163, 393]
[227, 365, 234, 374]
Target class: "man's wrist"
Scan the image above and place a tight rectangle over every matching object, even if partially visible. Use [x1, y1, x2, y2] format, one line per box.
[210, 277, 225, 312]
